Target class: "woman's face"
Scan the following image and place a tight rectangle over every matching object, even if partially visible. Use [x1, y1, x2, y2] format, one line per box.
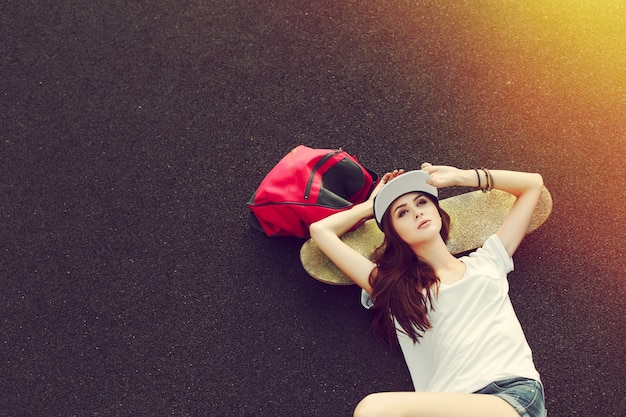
[389, 192, 442, 246]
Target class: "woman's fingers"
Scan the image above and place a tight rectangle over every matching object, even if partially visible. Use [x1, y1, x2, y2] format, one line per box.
[383, 169, 404, 183]
[392, 169, 404, 181]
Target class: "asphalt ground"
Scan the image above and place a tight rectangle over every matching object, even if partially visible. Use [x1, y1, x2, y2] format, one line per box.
[2, 1, 625, 416]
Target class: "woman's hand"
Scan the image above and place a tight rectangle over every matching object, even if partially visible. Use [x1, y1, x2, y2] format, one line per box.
[368, 169, 405, 202]
[420, 163, 461, 189]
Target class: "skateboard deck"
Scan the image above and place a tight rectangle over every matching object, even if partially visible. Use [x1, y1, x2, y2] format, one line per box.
[300, 186, 553, 285]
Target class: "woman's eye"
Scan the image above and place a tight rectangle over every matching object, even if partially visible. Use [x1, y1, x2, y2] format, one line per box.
[398, 209, 408, 218]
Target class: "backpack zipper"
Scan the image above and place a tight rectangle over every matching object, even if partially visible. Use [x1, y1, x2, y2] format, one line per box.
[304, 150, 341, 199]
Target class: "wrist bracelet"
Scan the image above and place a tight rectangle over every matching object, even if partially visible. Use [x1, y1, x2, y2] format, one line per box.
[474, 168, 482, 190]
[481, 168, 493, 191]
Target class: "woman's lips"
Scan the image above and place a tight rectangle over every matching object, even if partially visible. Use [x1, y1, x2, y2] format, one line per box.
[418, 220, 430, 229]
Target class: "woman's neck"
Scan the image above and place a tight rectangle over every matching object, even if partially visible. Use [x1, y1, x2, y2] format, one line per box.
[413, 238, 463, 281]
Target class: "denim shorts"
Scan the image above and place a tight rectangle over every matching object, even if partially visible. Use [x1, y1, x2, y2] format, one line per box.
[474, 377, 546, 417]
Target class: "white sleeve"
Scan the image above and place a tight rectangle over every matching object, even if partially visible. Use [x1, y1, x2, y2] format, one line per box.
[473, 234, 514, 274]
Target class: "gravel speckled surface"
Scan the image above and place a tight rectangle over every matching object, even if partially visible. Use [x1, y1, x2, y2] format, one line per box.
[2, 1, 625, 416]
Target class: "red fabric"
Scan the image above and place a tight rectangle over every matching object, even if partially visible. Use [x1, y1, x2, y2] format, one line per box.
[247, 145, 378, 237]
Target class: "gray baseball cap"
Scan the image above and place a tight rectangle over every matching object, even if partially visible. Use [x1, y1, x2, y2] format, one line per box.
[373, 170, 438, 231]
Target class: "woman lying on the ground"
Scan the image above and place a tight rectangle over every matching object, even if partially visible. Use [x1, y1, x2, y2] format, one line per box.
[309, 163, 546, 417]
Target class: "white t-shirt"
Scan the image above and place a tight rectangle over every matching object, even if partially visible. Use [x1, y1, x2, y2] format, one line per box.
[361, 234, 540, 393]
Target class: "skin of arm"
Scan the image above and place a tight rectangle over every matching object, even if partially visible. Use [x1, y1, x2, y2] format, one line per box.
[422, 164, 544, 257]
[309, 201, 377, 292]
[309, 171, 403, 293]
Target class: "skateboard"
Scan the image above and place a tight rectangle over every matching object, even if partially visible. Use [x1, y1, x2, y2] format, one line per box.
[300, 186, 553, 285]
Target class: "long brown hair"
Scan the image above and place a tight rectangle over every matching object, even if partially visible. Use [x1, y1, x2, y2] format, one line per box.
[368, 194, 451, 349]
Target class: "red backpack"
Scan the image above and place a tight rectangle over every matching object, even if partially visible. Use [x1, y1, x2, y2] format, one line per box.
[247, 145, 379, 237]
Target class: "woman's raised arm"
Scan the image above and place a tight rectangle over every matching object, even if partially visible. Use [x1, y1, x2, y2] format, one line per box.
[422, 163, 543, 256]
[486, 170, 543, 256]
[309, 170, 403, 293]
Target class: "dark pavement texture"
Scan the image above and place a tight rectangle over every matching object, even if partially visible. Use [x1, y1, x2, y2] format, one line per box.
[2, 1, 625, 416]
